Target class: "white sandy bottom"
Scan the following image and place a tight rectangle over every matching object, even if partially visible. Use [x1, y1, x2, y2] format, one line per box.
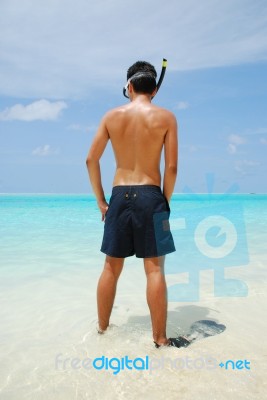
[0, 254, 267, 400]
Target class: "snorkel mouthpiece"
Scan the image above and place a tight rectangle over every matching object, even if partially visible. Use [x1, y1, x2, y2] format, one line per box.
[123, 58, 167, 99]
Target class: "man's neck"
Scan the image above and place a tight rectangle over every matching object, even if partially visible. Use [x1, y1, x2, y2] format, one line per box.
[131, 93, 152, 103]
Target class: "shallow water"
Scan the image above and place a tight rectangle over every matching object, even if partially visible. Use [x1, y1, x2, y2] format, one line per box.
[0, 194, 266, 399]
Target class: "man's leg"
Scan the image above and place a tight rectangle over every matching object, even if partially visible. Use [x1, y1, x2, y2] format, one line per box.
[144, 256, 169, 346]
[97, 255, 124, 332]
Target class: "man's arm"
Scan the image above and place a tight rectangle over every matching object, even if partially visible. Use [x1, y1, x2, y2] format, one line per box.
[163, 113, 178, 202]
[86, 115, 109, 221]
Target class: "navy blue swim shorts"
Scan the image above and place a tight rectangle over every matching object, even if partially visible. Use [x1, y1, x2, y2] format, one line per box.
[100, 185, 176, 258]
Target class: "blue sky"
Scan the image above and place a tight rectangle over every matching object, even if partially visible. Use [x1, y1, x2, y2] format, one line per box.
[1, 0, 267, 194]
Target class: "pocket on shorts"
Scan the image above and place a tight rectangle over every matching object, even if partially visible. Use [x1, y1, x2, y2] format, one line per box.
[163, 194, 170, 212]
[105, 191, 122, 221]
[107, 191, 119, 209]
[149, 190, 170, 213]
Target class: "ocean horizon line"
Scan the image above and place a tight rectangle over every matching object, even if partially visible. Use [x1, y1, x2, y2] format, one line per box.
[0, 192, 265, 196]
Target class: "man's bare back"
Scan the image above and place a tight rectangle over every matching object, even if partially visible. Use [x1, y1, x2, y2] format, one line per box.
[87, 92, 177, 221]
[105, 97, 177, 188]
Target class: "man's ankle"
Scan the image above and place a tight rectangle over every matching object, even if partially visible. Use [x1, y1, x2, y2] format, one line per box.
[153, 337, 169, 347]
[97, 322, 108, 334]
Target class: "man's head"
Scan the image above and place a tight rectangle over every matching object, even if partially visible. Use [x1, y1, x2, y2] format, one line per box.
[126, 61, 157, 95]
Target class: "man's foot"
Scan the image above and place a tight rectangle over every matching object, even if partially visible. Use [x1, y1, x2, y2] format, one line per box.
[96, 323, 118, 334]
[154, 336, 190, 348]
[96, 323, 107, 334]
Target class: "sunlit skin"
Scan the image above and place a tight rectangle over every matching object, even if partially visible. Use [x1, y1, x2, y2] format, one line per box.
[86, 82, 178, 345]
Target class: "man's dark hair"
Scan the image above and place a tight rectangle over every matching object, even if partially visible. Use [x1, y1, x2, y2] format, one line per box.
[127, 61, 157, 95]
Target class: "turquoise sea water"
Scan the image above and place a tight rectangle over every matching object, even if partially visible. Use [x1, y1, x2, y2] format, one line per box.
[0, 194, 267, 400]
[1, 193, 266, 273]
[1, 193, 266, 306]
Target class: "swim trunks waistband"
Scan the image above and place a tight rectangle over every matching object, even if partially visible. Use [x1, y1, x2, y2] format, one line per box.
[112, 185, 161, 194]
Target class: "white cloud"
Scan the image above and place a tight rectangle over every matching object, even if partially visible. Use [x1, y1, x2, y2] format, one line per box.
[228, 143, 237, 154]
[67, 123, 97, 133]
[235, 159, 260, 173]
[0, 0, 267, 98]
[227, 134, 247, 154]
[32, 145, 59, 156]
[67, 124, 83, 131]
[245, 127, 267, 135]
[176, 101, 189, 110]
[0, 100, 67, 121]
[228, 134, 246, 145]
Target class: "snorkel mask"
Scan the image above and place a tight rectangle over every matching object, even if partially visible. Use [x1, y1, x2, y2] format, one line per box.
[123, 58, 167, 99]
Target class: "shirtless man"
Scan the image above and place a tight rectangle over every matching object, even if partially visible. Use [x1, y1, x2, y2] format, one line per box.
[86, 61, 178, 347]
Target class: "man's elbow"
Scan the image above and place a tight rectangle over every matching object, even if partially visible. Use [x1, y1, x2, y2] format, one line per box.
[167, 164, 177, 176]
[85, 155, 96, 169]
[85, 156, 90, 168]
[86, 156, 90, 166]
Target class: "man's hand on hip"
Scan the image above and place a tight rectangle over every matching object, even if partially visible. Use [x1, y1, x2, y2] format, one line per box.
[97, 199, 109, 222]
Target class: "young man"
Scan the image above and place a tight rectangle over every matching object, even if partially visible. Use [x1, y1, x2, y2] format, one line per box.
[86, 61, 179, 347]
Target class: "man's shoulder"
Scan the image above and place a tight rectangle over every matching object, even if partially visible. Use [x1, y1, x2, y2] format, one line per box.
[103, 103, 177, 124]
[103, 105, 128, 120]
[152, 105, 177, 121]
